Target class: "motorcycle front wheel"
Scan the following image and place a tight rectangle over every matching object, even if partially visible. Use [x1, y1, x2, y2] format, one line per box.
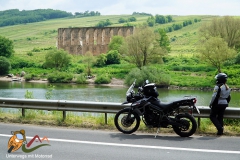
[173, 113, 197, 137]
[114, 108, 140, 134]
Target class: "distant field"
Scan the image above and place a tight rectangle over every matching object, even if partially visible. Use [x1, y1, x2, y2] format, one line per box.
[0, 14, 216, 56]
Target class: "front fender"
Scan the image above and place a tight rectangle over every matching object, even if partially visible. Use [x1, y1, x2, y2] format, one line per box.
[122, 107, 142, 117]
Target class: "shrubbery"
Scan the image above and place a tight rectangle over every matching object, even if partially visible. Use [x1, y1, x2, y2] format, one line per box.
[47, 72, 73, 83]
[0, 36, 14, 58]
[125, 67, 170, 87]
[44, 48, 72, 70]
[94, 74, 111, 84]
[9, 57, 38, 69]
[0, 56, 11, 75]
[75, 74, 88, 84]
[106, 50, 121, 65]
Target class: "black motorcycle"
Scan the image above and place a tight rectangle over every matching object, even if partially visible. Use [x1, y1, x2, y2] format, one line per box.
[114, 80, 200, 137]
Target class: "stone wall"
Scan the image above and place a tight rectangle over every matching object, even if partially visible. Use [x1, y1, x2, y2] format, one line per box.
[57, 26, 134, 55]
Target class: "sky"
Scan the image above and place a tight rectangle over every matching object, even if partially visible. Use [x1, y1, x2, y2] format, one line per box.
[0, 0, 240, 16]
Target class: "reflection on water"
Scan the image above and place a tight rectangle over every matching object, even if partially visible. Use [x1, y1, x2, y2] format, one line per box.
[0, 81, 239, 108]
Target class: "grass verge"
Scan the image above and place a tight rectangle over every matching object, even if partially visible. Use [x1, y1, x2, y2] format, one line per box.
[0, 109, 239, 136]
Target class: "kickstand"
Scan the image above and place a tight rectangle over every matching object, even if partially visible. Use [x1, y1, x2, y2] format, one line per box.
[155, 128, 160, 138]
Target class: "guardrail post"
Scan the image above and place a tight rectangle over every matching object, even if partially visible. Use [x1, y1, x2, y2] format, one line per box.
[105, 113, 107, 124]
[198, 117, 201, 128]
[22, 109, 25, 117]
[63, 111, 66, 121]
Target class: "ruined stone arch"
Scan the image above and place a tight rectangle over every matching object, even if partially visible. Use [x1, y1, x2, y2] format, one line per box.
[86, 29, 89, 45]
[94, 29, 98, 45]
[109, 28, 114, 43]
[117, 28, 123, 36]
[58, 26, 134, 55]
[62, 29, 66, 46]
[126, 28, 131, 36]
[70, 30, 74, 45]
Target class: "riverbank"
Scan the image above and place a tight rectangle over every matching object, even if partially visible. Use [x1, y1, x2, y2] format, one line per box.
[1, 76, 240, 91]
[0, 76, 127, 87]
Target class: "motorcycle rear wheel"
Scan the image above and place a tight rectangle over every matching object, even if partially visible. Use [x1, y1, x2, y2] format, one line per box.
[173, 113, 197, 137]
[114, 108, 140, 134]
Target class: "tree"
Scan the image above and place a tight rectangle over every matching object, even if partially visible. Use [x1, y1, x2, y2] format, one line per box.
[128, 17, 136, 22]
[44, 48, 72, 70]
[147, 16, 155, 27]
[198, 37, 237, 73]
[121, 27, 166, 69]
[166, 15, 173, 22]
[108, 36, 124, 52]
[104, 19, 112, 26]
[95, 54, 107, 67]
[199, 16, 240, 50]
[0, 56, 11, 75]
[83, 51, 95, 76]
[106, 50, 121, 65]
[95, 21, 105, 28]
[158, 29, 171, 53]
[155, 15, 167, 24]
[96, 19, 112, 28]
[118, 18, 126, 23]
[0, 36, 14, 57]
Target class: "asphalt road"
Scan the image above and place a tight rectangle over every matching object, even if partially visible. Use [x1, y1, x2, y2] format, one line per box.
[0, 123, 240, 160]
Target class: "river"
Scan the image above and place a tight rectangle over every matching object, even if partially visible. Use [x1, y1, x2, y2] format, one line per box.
[0, 81, 239, 108]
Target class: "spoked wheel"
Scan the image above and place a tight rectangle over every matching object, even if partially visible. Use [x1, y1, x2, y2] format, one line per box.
[114, 108, 140, 134]
[173, 113, 197, 137]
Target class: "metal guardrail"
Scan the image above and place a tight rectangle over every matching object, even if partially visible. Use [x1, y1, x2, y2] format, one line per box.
[0, 98, 240, 125]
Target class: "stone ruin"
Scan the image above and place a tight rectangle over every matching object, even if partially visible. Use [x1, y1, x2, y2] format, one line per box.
[57, 26, 134, 55]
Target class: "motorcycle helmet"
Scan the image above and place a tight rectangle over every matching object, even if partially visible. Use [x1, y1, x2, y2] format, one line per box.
[142, 83, 159, 98]
[215, 73, 228, 84]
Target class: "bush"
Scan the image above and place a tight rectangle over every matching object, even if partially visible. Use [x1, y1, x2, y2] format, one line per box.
[94, 54, 107, 67]
[125, 67, 170, 87]
[106, 50, 120, 65]
[24, 74, 33, 81]
[118, 18, 127, 23]
[0, 36, 14, 58]
[9, 57, 38, 69]
[47, 72, 73, 83]
[27, 52, 33, 56]
[235, 53, 240, 64]
[128, 17, 136, 22]
[74, 65, 84, 74]
[75, 74, 88, 84]
[0, 56, 11, 75]
[94, 74, 111, 84]
[45, 48, 72, 70]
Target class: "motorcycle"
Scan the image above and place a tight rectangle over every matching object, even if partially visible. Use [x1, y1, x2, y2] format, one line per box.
[114, 79, 200, 137]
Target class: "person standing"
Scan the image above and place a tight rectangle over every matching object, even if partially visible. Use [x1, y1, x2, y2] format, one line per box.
[209, 73, 231, 135]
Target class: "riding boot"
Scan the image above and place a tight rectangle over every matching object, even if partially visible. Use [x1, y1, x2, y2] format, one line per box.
[217, 127, 223, 136]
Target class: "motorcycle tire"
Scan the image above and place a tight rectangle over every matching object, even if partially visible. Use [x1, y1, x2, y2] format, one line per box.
[114, 108, 140, 134]
[173, 113, 197, 137]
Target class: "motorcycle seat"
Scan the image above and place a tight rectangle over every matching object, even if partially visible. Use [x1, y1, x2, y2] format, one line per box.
[152, 100, 174, 109]
[158, 102, 175, 109]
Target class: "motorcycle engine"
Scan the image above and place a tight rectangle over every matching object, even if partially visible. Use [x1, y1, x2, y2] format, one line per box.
[142, 107, 162, 127]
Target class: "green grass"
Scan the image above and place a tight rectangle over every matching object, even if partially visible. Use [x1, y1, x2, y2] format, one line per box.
[0, 15, 210, 54]
[1, 110, 240, 136]
[1, 14, 240, 88]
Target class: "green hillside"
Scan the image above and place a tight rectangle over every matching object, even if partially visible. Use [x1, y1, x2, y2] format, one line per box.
[1, 14, 240, 88]
[0, 14, 209, 55]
